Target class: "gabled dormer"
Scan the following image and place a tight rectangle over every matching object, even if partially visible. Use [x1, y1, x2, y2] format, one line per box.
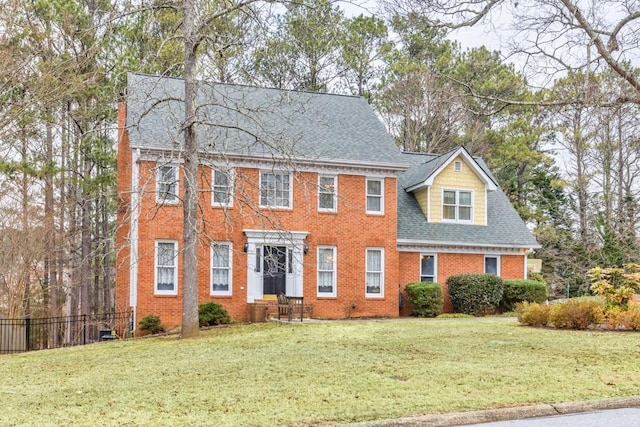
[403, 147, 497, 226]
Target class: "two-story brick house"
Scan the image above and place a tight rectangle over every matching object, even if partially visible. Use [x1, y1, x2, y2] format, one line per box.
[116, 73, 538, 329]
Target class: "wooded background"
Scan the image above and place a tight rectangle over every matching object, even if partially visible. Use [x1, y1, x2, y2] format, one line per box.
[1, 0, 638, 321]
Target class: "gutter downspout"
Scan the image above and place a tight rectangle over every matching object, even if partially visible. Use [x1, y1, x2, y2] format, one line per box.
[129, 148, 140, 330]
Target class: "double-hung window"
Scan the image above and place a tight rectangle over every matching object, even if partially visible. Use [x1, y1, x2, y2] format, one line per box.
[366, 178, 384, 214]
[420, 254, 436, 282]
[211, 243, 232, 295]
[317, 246, 336, 296]
[157, 165, 178, 203]
[155, 240, 178, 295]
[485, 256, 500, 276]
[318, 175, 337, 212]
[443, 189, 472, 222]
[260, 171, 292, 208]
[365, 248, 384, 297]
[212, 168, 234, 207]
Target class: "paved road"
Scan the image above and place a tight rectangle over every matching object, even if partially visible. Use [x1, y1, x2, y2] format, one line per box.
[471, 408, 640, 426]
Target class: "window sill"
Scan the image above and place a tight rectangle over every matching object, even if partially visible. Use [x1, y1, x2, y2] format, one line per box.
[211, 294, 232, 298]
[153, 293, 178, 297]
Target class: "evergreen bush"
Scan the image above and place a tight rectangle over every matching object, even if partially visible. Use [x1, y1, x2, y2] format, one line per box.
[500, 279, 548, 311]
[447, 274, 503, 315]
[198, 302, 231, 326]
[139, 314, 165, 335]
[405, 282, 443, 317]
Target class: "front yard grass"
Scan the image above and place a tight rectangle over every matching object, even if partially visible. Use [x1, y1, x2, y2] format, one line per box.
[2, 318, 639, 426]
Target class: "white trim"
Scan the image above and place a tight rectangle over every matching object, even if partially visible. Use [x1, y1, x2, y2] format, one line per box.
[211, 242, 233, 296]
[156, 164, 179, 204]
[154, 240, 179, 295]
[524, 256, 528, 280]
[259, 170, 293, 209]
[244, 229, 308, 302]
[211, 168, 234, 208]
[317, 246, 337, 297]
[130, 149, 140, 322]
[484, 255, 501, 276]
[318, 174, 337, 213]
[454, 161, 462, 172]
[397, 239, 541, 250]
[365, 247, 385, 298]
[441, 188, 473, 224]
[366, 177, 385, 215]
[420, 253, 437, 283]
[406, 147, 497, 192]
[397, 243, 535, 256]
[135, 147, 409, 173]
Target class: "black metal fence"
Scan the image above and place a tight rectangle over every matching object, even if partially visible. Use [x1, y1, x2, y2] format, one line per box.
[0, 312, 132, 354]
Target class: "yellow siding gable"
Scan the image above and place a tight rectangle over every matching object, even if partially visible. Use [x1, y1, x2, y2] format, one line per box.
[429, 155, 487, 225]
[415, 187, 428, 217]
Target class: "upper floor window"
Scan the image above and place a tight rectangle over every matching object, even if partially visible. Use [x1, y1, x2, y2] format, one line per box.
[366, 178, 384, 214]
[443, 189, 472, 222]
[155, 240, 178, 295]
[365, 248, 384, 297]
[420, 254, 436, 282]
[318, 175, 337, 212]
[211, 243, 232, 295]
[485, 256, 500, 276]
[212, 168, 233, 207]
[157, 165, 178, 204]
[260, 171, 292, 208]
[317, 246, 336, 296]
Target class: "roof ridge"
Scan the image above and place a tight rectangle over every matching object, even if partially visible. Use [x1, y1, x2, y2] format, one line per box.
[127, 72, 363, 100]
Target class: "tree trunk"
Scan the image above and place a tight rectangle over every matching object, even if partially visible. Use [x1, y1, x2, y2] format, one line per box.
[181, 0, 200, 338]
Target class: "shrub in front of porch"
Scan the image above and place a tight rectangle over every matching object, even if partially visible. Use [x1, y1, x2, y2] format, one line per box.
[447, 274, 503, 316]
[405, 282, 443, 317]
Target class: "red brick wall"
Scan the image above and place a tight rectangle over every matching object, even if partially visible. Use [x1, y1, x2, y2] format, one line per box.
[397, 252, 527, 315]
[121, 155, 400, 327]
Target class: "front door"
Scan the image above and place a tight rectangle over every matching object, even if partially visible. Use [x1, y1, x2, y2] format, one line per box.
[263, 246, 287, 295]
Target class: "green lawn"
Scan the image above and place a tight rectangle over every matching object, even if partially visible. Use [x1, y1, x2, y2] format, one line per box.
[2, 318, 639, 426]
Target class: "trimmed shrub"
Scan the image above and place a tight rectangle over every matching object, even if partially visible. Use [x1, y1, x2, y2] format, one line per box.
[500, 280, 548, 312]
[549, 298, 603, 329]
[447, 274, 504, 316]
[198, 302, 231, 326]
[139, 314, 165, 335]
[516, 302, 550, 327]
[405, 282, 443, 317]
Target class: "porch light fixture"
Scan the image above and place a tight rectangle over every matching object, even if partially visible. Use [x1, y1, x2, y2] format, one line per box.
[303, 243, 309, 255]
[243, 241, 249, 253]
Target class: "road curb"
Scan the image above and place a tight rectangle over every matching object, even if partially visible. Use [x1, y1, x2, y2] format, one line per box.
[350, 396, 640, 426]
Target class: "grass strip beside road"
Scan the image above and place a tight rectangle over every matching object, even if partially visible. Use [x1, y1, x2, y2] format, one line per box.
[2, 318, 639, 426]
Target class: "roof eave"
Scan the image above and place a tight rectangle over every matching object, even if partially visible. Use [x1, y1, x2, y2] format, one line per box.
[133, 145, 410, 172]
[397, 238, 541, 250]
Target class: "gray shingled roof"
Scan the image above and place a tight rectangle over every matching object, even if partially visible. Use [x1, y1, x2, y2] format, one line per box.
[125, 73, 407, 168]
[397, 152, 540, 248]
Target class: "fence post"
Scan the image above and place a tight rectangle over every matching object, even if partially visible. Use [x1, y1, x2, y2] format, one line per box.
[83, 314, 87, 345]
[25, 317, 31, 352]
